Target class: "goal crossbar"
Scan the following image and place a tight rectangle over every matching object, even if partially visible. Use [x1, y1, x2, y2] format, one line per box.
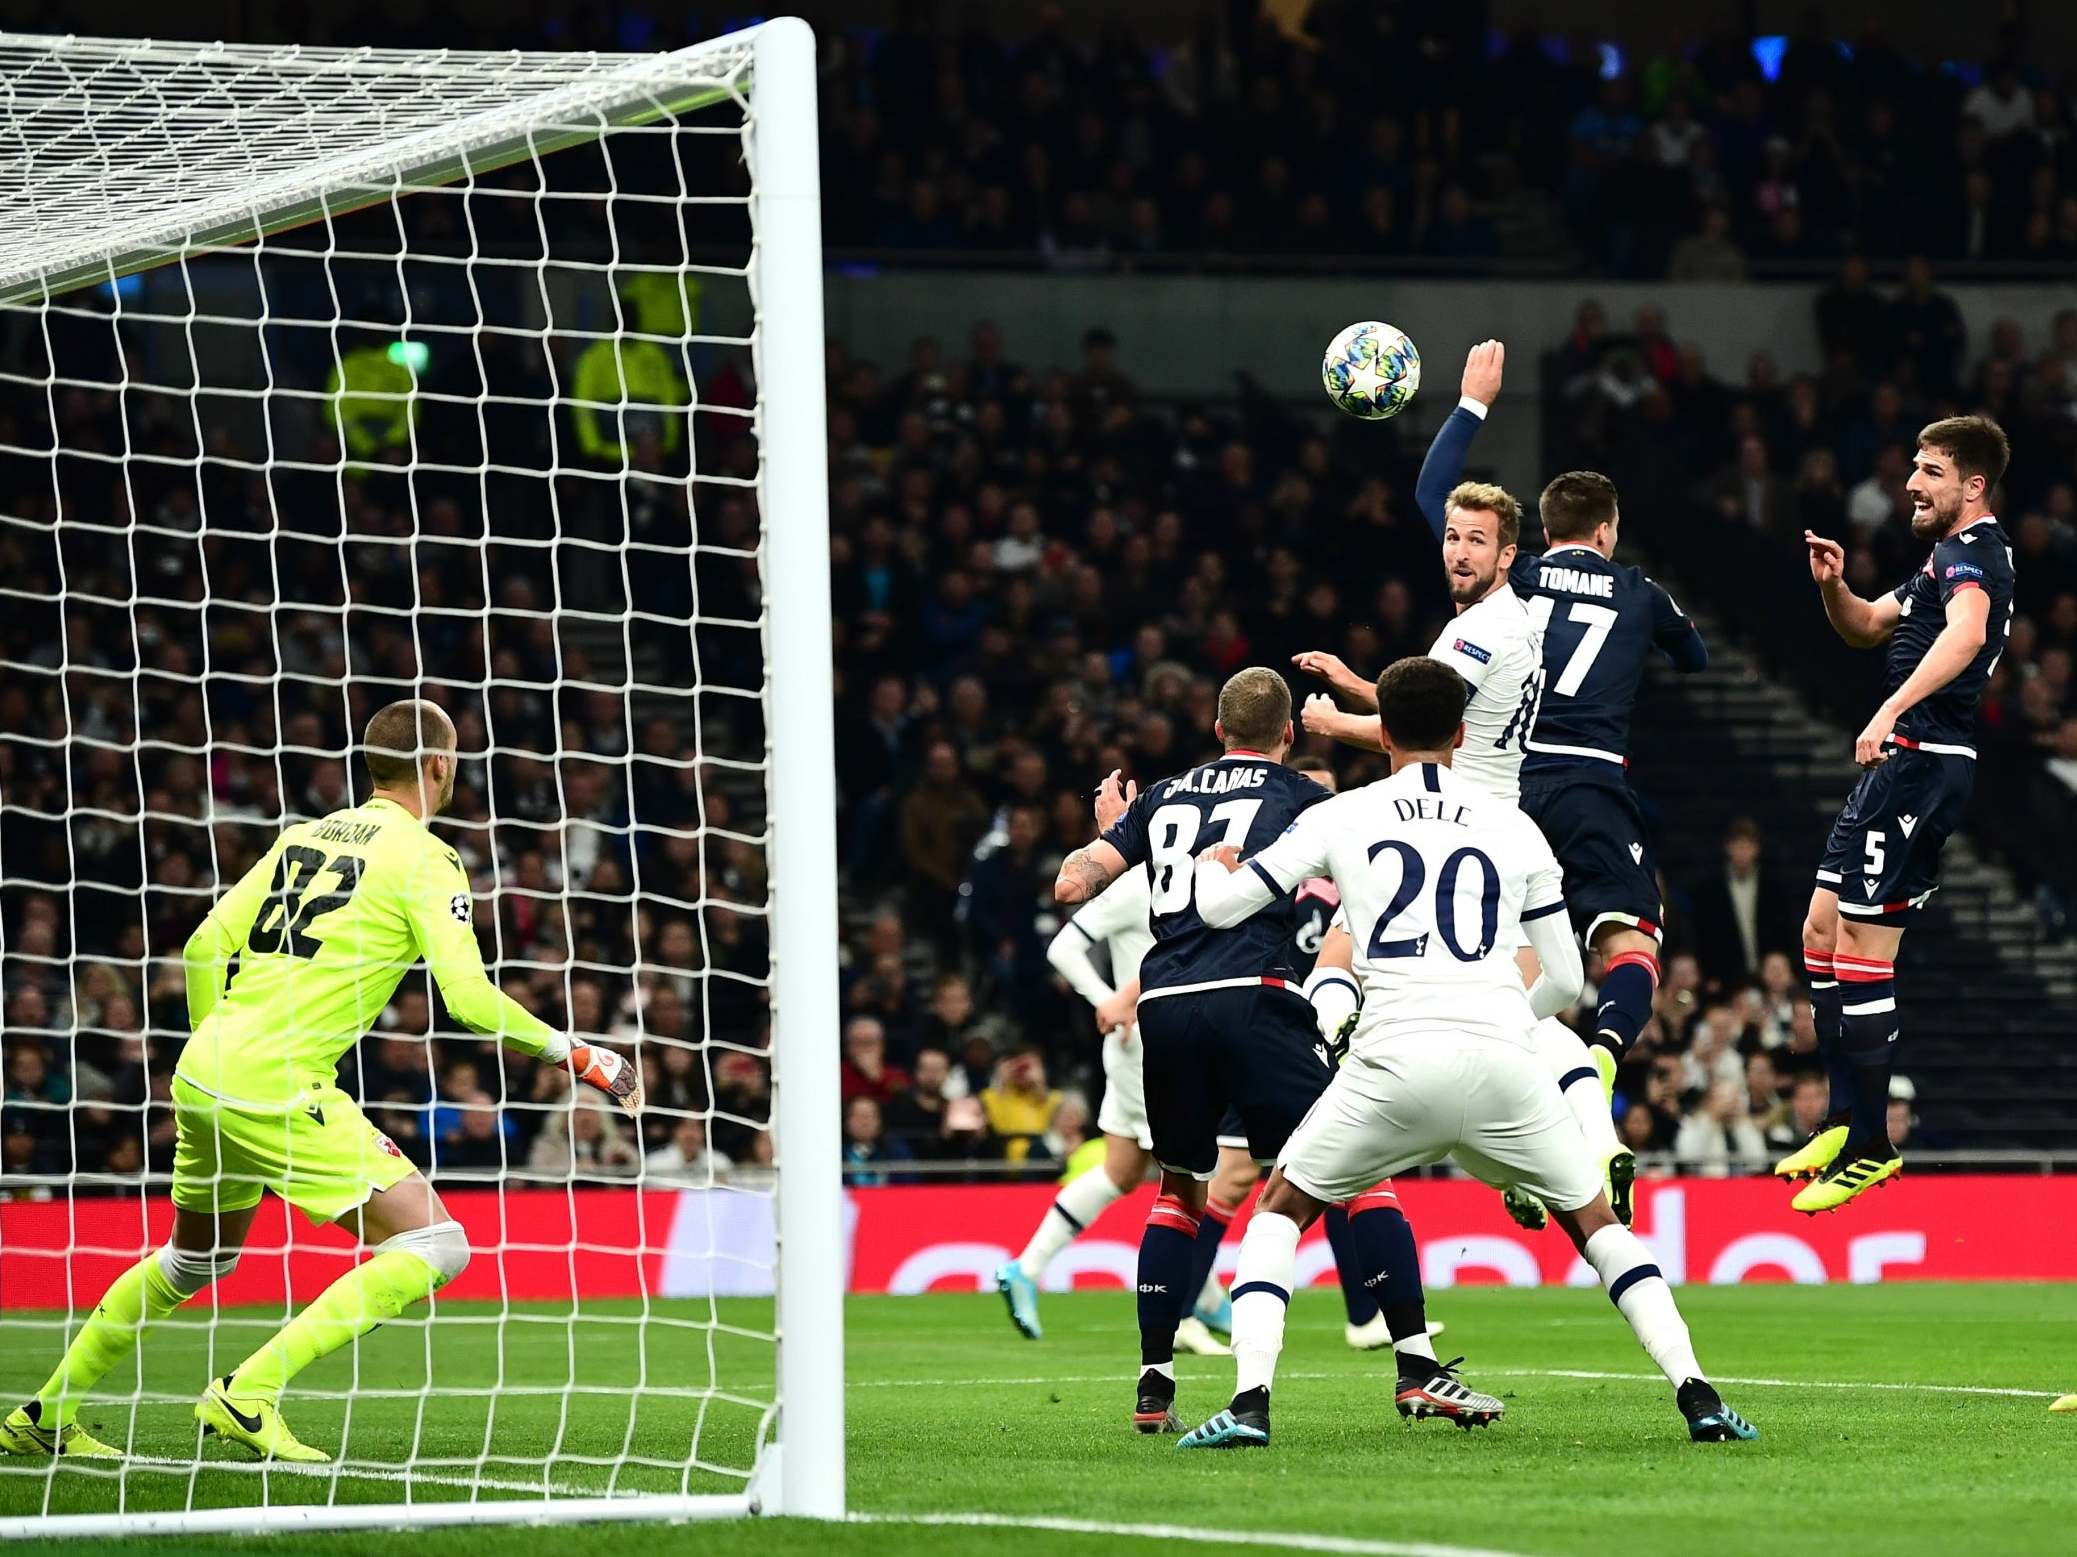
[0, 32, 749, 306]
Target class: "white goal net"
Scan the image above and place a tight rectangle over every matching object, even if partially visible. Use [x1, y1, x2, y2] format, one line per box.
[0, 19, 840, 1538]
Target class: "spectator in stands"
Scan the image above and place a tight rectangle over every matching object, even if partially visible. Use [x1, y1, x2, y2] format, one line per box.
[1668, 204, 1747, 281]
[1767, 1075, 1834, 1158]
[839, 1016, 909, 1105]
[646, 1117, 733, 1185]
[979, 1046, 1061, 1166]
[527, 1100, 642, 1180]
[1689, 818, 1800, 984]
[842, 1096, 912, 1185]
[899, 741, 989, 938]
[1675, 1080, 1768, 1174]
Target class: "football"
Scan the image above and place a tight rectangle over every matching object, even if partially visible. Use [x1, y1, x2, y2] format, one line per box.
[1321, 319, 1420, 419]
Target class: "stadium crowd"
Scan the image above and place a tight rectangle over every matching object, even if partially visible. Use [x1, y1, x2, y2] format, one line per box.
[817, 6, 2077, 276]
[1, 282, 1892, 1198]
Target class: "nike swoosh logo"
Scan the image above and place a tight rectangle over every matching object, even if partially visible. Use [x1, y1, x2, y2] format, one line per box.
[218, 1385, 264, 1435]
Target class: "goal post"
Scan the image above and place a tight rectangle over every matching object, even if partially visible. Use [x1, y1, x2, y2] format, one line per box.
[0, 15, 840, 1538]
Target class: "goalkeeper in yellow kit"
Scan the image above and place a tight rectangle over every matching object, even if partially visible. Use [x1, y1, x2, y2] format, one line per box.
[1, 699, 640, 1464]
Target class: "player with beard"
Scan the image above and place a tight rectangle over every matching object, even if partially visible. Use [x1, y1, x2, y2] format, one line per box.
[1295, 472, 1633, 1227]
[1781, 417, 2013, 1211]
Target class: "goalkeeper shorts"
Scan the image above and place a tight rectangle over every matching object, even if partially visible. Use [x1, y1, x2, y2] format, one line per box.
[170, 1076, 418, 1226]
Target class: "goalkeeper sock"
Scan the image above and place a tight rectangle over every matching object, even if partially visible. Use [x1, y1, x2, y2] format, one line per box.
[1583, 1223, 1702, 1387]
[1184, 1193, 1239, 1306]
[32, 1254, 189, 1428]
[230, 1223, 466, 1402]
[1805, 949, 1853, 1120]
[1016, 1162, 1125, 1280]
[1592, 949, 1659, 1057]
[1229, 1211, 1300, 1398]
[1533, 1017, 1622, 1156]
[1321, 1205, 1378, 1325]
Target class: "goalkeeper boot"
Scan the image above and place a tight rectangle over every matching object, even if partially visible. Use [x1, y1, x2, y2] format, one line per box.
[1678, 1378, 1759, 1442]
[1791, 1140, 1901, 1215]
[1500, 1185, 1548, 1232]
[1396, 1357, 1504, 1430]
[0, 1401, 120, 1459]
[993, 1262, 1042, 1340]
[1174, 1316, 1231, 1357]
[1177, 1387, 1270, 1450]
[196, 1377, 329, 1463]
[1605, 1145, 1638, 1229]
[1132, 1368, 1183, 1434]
[1773, 1119, 1850, 1181]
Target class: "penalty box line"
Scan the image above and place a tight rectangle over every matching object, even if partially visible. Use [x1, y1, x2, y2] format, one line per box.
[852, 1367, 2063, 1400]
[851, 1510, 1536, 1557]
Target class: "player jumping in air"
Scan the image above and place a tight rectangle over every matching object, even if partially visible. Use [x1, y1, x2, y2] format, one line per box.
[1780, 416, 2013, 1212]
[1408, 341, 1708, 1115]
[1295, 454, 1635, 1228]
[0, 700, 639, 1463]
[1177, 659, 1756, 1450]
[1054, 669, 1454, 1434]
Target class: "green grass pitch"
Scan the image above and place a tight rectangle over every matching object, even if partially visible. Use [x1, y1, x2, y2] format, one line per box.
[4, 1283, 2074, 1555]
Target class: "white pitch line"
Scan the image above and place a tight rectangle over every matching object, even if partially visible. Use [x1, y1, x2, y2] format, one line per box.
[2, 1452, 640, 1502]
[851, 1511, 1535, 1557]
[851, 1366, 2062, 1400]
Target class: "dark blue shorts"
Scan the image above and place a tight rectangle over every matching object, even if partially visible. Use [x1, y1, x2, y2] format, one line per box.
[1520, 770, 1662, 942]
[1135, 982, 1335, 1177]
[1817, 747, 1974, 919]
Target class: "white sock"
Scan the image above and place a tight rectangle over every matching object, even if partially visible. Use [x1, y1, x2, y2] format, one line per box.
[1583, 1223, 1702, 1386]
[1393, 1331, 1437, 1369]
[1017, 1164, 1125, 1278]
[1229, 1212, 1300, 1398]
[1535, 1018, 1622, 1158]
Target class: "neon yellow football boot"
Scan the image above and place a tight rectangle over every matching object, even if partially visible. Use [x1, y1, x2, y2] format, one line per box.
[1773, 1122, 1850, 1181]
[0, 1402, 120, 1459]
[196, 1377, 330, 1463]
[1791, 1149, 1902, 1215]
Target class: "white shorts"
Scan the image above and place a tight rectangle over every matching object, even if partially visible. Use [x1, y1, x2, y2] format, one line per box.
[1277, 1034, 1602, 1213]
[1097, 1025, 1152, 1150]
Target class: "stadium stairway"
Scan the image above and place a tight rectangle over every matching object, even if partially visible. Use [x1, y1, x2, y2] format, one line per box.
[1630, 595, 2077, 1152]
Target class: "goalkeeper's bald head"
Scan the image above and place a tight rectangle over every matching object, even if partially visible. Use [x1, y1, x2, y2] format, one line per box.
[363, 698, 458, 815]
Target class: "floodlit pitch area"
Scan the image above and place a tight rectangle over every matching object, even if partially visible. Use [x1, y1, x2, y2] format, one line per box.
[4, 1283, 2072, 1555]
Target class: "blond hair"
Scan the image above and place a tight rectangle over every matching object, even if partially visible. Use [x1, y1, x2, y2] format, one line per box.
[1216, 667, 1292, 752]
[1446, 480, 1522, 548]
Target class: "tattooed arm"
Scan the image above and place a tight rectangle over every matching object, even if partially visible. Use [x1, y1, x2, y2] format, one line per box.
[1055, 838, 1129, 905]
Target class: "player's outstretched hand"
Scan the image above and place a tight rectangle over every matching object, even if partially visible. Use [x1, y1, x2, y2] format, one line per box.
[1199, 843, 1242, 874]
[1292, 651, 1363, 698]
[569, 1040, 643, 1118]
[1461, 339, 1504, 406]
[1093, 769, 1137, 832]
[1804, 530, 1846, 586]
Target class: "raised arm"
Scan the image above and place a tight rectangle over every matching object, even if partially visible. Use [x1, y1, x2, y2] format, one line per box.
[1415, 340, 1504, 538]
[1055, 838, 1129, 905]
[1299, 692, 1386, 753]
[1805, 531, 1901, 649]
[1648, 579, 1709, 673]
[1060, 772, 1143, 904]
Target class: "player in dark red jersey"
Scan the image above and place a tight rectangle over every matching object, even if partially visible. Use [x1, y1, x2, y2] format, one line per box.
[1782, 416, 2014, 1212]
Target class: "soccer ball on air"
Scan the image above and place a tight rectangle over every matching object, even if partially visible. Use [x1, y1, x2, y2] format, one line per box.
[1322, 320, 1420, 420]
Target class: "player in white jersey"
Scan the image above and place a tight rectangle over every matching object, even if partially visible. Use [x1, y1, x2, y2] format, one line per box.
[993, 869, 1228, 1354]
[1177, 659, 1756, 1450]
[1295, 478, 1634, 1226]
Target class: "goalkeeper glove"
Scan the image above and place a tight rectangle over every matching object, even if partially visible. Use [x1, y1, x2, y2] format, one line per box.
[568, 1040, 644, 1117]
